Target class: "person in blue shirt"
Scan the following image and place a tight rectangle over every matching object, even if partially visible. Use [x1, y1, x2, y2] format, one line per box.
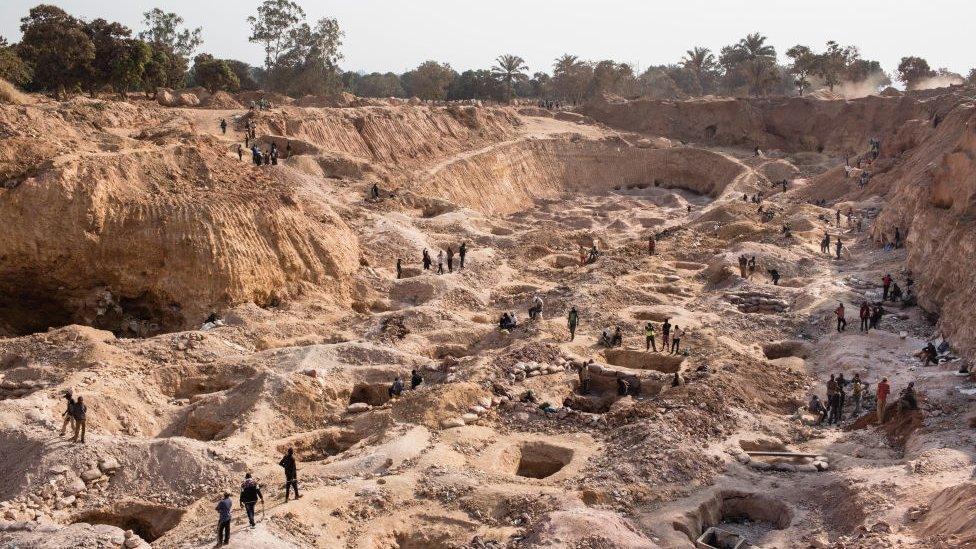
[215, 492, 232, 545]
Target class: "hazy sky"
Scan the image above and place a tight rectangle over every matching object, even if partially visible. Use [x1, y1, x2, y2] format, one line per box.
[1, 0, 973, 76]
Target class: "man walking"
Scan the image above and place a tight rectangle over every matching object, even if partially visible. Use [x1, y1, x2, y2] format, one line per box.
[239, 473, 263, 528]
[835, 302, 847, 332]
[216, 492, 232, 545]
[71, 396, 87, 443]
[279, 449, 300, 502]
[882, 273, 892, 301]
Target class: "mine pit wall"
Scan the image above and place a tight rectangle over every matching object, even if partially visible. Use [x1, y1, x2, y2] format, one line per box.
[873, 100, 976, 358]
[417, 139, 749, 215]
[254, 105, 522, 166]
[580, 94, 930, 154]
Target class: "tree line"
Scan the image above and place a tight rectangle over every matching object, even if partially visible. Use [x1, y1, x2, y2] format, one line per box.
[1, 3, 973, 102]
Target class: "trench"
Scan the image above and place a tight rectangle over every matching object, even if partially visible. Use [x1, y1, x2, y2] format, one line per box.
[277, 428, 367, 461]
[349, 383, 392, 406]
[672, 490, 793, 546]
[72, 501, 185, 542]
[762, 340, 811, 360]
[602, 349, 686, 373]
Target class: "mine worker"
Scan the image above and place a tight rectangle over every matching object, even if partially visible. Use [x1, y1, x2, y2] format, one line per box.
[850, 374, 864, 419]
[567, 306, 579, 341]
[834, 302, 847, 332]
[70, 395, 87, 443]
[220, 118, 227, 134]
[59, 390, 76, 437]
[617, 377, 631, 396]
[821, 233, 831, 254]
[216, 492, 232, 545]
[528, 295, 544, 320]
[662, 318, 672, 349]
[747, 256, 756, 278]
[279, 448, 300, 502]
[285, 142, 292, 158]
[437, 250, 444, 274]
[411, 369, 423, 389]
[898, 382, 918, 411]
[923, 342, 938, 366]
[670, 326, 683, 354]
[237, 143, 243, 161]
[389, 376, 404, 398]
[270, 148, 278, 165]
[809, 395, 828, 424]
[894, 227, 902, 248]
[890, 283, 903, 303]
[446, 246, 455, 273]
[370, 183, 380, 200]
[422, 249, 431, 271]
[239, 473, 263, 528]
[738, 256, 748, 278]
[882, 273, 893, 301]
[672, 371, 683, 387]
[835, 238, 843, 260]
[648, 234, 656, 255]
[459, 242, 467, 269]
[782, 179, 787, 192]
[578, 360, 591, 394]
[644, 321, 657, 352]
[870, 303, 884, 330]
[835, 209, 841, 225]
[396, 259, 402, 279]
[876, 377, 891, 423]
[251, 145, 261, 165]
[768, 268, 780, 286]
[859, 301, 871, 332]
[610, 326, 623, 347]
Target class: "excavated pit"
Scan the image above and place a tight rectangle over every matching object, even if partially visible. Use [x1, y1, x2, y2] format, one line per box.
[603, 349, 685, 373]
[72, 501, 184, 542]
[673, 490, 793, 545]
[277, 428, 367, 461]
[349, 382, 392, 406]
[514, 442, 574, 479]
[762, 340, 812, 360]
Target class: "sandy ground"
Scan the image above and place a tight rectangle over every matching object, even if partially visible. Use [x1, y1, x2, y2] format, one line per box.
[1, 94, 975, 549]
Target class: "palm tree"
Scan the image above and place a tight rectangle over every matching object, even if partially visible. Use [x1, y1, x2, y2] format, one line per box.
[492, 54, 529, 102]
[738, 33, 776, 62]
[681, 46, 716, 95]
[553, 54, 581, 76]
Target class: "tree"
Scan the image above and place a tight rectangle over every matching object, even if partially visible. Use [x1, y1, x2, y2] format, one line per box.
[897, 56, 935, 90]
[786, 45, 816, 95]
[846, 59, 890, 87]
[551, 54, 592, 103]
[588, 60, 637, 98]
[350, 72, 404, 98]
[742, 58, 780, 97]
[967, 68, 976, 87]
[109, 39, 151, 98]
[138, 8, 202, 58]
[401, 61, 456, 100]
[734, 33, 777, 97]
[83, 18, 133, 95]
[248, 0, 305, 71]
[717, 45, 748, 95]
[448, 69, 505, 101]
[491, 54, 528, 102]
[0, 38, 32, 86]
[17, 5, 95, 97]
[193, 53, 239, 94]
[816, 41, 858, 91]
[681, 47, 717, 95]
[224, 60, 259, 90]
[269, 17, 343, 97]
[738, 33, 776, 63]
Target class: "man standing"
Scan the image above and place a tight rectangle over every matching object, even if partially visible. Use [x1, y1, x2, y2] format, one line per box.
[661, 318, 672, 350]
[567, 306, 579, 341]
[835, 238, 843, 260]
[882, 274, 892, 301]
[216, 492, 232, 545]
[835, 302, 847, 332]
[71, 396, 87, 443]
[59, 391, 76, 437]
[458, 242, 467, 269]
[279, 449, 300, 502]
[220, 118, 227, 134]
[826, 374, 839, 424]
[850, 374, 863, 419]
[670, 326, 683, 354]
[396, 259, 402, 280]
[446, 247, 455, 273]
[239, 473, 263, 528]
[644, 322, 657, 352]
[422, 249, 431, 271]
[859, 302, 871, 332]
[411, 369, 423, 390]
[876, 377, 891, 423]
[648, 235, 656, 256]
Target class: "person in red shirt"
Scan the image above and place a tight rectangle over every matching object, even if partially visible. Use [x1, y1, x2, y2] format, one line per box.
[835, 302, 847, 332]
[859, 302, 871, 332]
[882, 274, 893, 300]
[876, 377, 891, 423]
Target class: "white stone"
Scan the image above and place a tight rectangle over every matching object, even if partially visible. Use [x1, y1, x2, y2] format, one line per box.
[347, 403, 370, 413]
[440, 418, 465, 428]
[460, 413, 479, 424]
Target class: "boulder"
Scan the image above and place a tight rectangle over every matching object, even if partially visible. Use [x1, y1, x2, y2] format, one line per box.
[97, 458, 120, 473]
[80, 469, 103, 482]
[347, 403, 370, 414]
[460, 413, 479, 424]
[440, 418, 465, 429]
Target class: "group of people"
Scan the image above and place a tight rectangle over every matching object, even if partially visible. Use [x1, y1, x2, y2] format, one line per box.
[808, 374, 915, 427]
[214, 448, 297, 545]
[578, 244, 600, 265]
[388, 369, 424, 398]
[419, 243, 467, 275]
[819, 232, 844, 259]
[643, 319, 684, 354]
[537, 99, 565, 110]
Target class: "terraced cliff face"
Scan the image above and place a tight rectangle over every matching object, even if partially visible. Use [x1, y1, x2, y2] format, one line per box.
[579, 94, 932, 154]
[417, 139, 758, 215]
[872, 97, 976, 356]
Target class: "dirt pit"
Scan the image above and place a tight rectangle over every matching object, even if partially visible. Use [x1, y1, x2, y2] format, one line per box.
[72, 501, 184, 542]
[762, 340, 812, 360]
[277, 427, 367, 461]
[515, 442, 573, 479]
[673, 490, 793, 545]
[349, 383, 392, 406]
[603, 349, 685, 373]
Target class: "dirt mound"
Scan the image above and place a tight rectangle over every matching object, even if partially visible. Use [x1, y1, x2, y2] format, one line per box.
[199, 91, 242, 109]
